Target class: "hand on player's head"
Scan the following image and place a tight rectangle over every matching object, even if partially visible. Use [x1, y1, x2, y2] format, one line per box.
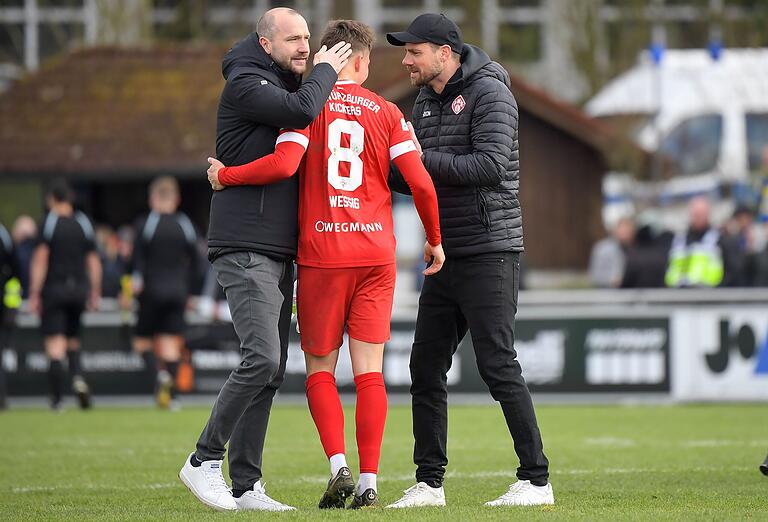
[313, 41, 353, 73]
[423, 242, 445, 276]
[207, 157, 225, 191]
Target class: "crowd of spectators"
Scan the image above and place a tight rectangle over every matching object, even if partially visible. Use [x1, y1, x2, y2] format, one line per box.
[589, 196, 768, 289]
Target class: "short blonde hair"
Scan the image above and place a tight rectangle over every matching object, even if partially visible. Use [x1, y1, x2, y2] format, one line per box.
[149, 176, 179, 201]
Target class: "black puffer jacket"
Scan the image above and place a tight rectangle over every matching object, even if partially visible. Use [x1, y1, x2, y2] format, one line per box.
[207, 33, 337, 261]
[396, 44, 523, 257]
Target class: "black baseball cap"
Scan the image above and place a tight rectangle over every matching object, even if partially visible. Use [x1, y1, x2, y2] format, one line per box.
[386, 13, 463, 54]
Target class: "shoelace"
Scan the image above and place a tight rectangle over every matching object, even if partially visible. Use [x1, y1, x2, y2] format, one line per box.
[248, 483, 285, 507]
[394, 484, 429, 505]
[499, 481, 528, 500]
[203, 466, 230, 494]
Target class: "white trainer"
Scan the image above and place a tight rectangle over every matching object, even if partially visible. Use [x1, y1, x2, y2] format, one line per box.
[485, 480, 554, 507]
[235, 481, 296, 512]
[386, 482, 446, 508]
[178, 452, 237, 511]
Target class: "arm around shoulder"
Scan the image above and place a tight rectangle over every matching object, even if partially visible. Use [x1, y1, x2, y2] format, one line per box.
[229, 63, 337, 129]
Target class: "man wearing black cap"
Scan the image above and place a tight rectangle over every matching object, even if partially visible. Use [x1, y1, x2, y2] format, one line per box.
[385, 13, 553, 508]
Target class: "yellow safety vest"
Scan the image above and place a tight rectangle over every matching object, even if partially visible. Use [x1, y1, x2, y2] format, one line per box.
[3, 277, 21, 309]
[665, 229, 724, 287]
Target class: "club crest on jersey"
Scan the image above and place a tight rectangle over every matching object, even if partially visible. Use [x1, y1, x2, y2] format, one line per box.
[451, 95, 466, 114]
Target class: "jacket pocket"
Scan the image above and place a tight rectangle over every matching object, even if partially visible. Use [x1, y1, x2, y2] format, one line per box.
[476, 190, 491, 231]
[231, 251, 259, 270]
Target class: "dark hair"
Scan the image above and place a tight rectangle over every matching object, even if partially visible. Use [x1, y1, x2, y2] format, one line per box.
[46, 178, 74, 204]
[320, 20, 375, 54]
[733, 204, 754, 218]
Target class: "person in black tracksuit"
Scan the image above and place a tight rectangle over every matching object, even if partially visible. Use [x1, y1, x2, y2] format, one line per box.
[179, 7, 352, 511]
[0, 222, 19, 409]
[29, 180, 101, 410]
[386, 14, 552, 507]
[132, 176, 199, 409]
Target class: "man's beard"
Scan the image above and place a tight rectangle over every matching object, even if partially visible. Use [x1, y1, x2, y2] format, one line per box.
[410, 63, 442, 87]
[274, 51, 308, 74]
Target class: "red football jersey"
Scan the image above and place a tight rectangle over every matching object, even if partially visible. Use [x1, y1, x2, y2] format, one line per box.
[281, 80, 419, 268]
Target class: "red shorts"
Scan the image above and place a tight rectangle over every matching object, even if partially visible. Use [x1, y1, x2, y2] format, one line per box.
[296, 264, 396, 356]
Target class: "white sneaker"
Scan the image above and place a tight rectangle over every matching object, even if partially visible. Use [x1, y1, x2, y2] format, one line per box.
[235, 481, 296, 511]
[386, 482, 446, 508]
[485, 480, 554, 507]
[178, 452, 237, 511]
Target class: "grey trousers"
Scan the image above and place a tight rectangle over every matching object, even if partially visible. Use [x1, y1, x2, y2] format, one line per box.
[195, 251, 293, 491]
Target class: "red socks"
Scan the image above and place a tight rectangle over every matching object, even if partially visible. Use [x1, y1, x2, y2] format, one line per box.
[306, 371, 345, 458]
[306, 371, 388, 474]
[354, 372, 388, 474]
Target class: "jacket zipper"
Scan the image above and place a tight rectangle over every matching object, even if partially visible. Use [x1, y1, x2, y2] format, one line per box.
[258, 186, 265, 215]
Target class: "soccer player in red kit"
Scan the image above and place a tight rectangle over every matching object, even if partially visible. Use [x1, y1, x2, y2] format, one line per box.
[207, 20, 444, 509]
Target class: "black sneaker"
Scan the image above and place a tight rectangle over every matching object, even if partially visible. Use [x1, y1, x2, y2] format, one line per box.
[318, 467, 354, 509]
[72, 376, 92, 410]
[760, 454, 768, 476]
[347, 488, 379, 509]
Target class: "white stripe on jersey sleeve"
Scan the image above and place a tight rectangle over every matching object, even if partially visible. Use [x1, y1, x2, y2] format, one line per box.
[0, 224, 11, 252]
[276, 132, 309, 149]
[389, 140, 417, 160]
[74, 211, 95, 241]
[42, 213, 59, 242]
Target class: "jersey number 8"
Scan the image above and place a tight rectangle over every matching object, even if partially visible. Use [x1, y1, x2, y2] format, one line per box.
[327, 119, 364, 192]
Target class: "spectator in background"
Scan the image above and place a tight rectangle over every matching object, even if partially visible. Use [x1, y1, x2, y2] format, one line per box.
[11, 215, 37, 298]
[621, 223, 671, 288]
[721, 204, 756, 286]
[664, 196, 741, 288]
[588, 217, 634, 288]
[0, 221, 20, 410]
[749, 215, 768, 286]
[131, 176, 199, 410]
[95, 225, 129, 298]
[29, 180, 101, 410]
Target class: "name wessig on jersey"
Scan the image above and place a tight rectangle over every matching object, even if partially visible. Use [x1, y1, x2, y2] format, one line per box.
[328, 90, 381, 116]
[329, 195, 360, 209]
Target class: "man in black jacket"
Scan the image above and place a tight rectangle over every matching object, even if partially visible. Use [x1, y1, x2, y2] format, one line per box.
[385, 14, 553, 508]
[179, 7, 351, 512]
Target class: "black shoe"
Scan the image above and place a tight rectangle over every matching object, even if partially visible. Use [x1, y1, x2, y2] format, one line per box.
[761, 454, 768, 476]
[318, 467, 354, 509]
[347, 488, 379, 509]
[73, 377, 92, 410]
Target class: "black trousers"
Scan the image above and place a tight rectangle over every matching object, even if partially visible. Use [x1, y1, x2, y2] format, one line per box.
[410, 252, 549, 485]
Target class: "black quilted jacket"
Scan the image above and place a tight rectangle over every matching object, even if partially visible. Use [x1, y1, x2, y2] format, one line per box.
[208, 33, 337, 261]
[394, 44, 523, 257]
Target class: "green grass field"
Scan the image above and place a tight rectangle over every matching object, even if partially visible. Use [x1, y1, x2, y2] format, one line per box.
[0, 402, 766, 520]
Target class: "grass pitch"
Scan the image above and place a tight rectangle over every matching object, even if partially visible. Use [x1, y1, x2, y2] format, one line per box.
[0, 402, 765, 520]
